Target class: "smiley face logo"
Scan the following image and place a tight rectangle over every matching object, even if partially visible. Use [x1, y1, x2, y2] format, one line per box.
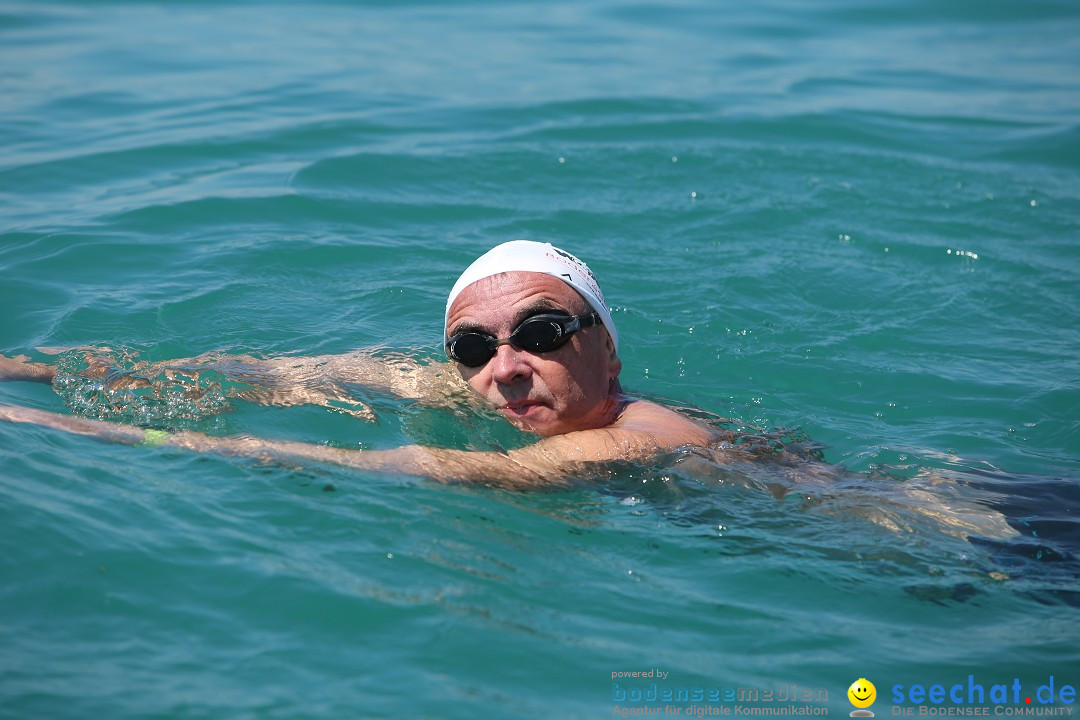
[848, 678, 876, 716]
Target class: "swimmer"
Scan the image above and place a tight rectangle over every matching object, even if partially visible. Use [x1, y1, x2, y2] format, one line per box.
[0, 241, 720, 488]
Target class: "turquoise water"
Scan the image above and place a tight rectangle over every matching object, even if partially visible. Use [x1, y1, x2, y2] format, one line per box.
[2, 0, 1079, 718]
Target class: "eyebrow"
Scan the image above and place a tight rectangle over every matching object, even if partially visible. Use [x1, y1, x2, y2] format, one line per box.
[448, 300, 569, 337]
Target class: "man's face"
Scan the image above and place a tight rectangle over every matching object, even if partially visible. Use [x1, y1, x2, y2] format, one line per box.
[445, 272, 622, 437]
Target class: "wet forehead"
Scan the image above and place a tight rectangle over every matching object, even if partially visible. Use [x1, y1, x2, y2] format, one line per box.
[447, 272, 587, 333]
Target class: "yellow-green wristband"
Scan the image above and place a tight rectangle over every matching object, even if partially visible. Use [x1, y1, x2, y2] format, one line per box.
[140, 429, 171, 447]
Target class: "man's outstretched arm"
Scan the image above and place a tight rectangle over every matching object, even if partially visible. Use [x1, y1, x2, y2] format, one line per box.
[0, 354, 55, 383]
[0, 404, 563, 489]
[0, 350, 471, 418]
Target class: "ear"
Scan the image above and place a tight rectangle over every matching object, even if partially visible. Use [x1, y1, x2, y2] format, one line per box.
[604, 332, 622, 379]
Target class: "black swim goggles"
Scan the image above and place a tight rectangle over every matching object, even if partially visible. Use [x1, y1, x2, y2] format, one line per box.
[446, 311, 602, 368]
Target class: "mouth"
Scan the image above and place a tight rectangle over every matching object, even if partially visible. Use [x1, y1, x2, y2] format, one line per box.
[500, 400, 545, 418]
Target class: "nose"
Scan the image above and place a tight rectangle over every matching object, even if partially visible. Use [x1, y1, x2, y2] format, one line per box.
[489, 343, 532, 385]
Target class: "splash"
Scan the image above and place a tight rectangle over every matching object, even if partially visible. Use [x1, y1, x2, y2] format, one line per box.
[50, 347, 232, 425]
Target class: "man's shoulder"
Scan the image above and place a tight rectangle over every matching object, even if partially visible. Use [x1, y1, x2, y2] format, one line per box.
[508, 397, 717, 471]
[613, 397, 717, 447]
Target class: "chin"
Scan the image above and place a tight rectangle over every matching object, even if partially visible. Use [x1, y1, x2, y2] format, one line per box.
[498, 402, 555, 435]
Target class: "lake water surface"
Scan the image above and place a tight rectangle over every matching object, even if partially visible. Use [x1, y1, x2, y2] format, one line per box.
[1, 1, 1078, 718]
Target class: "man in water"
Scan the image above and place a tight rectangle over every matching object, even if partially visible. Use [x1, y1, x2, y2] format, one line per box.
[0, 241, 716, 487]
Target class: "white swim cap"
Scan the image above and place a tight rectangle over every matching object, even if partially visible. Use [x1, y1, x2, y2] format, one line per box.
[444, 240, 619, 352]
